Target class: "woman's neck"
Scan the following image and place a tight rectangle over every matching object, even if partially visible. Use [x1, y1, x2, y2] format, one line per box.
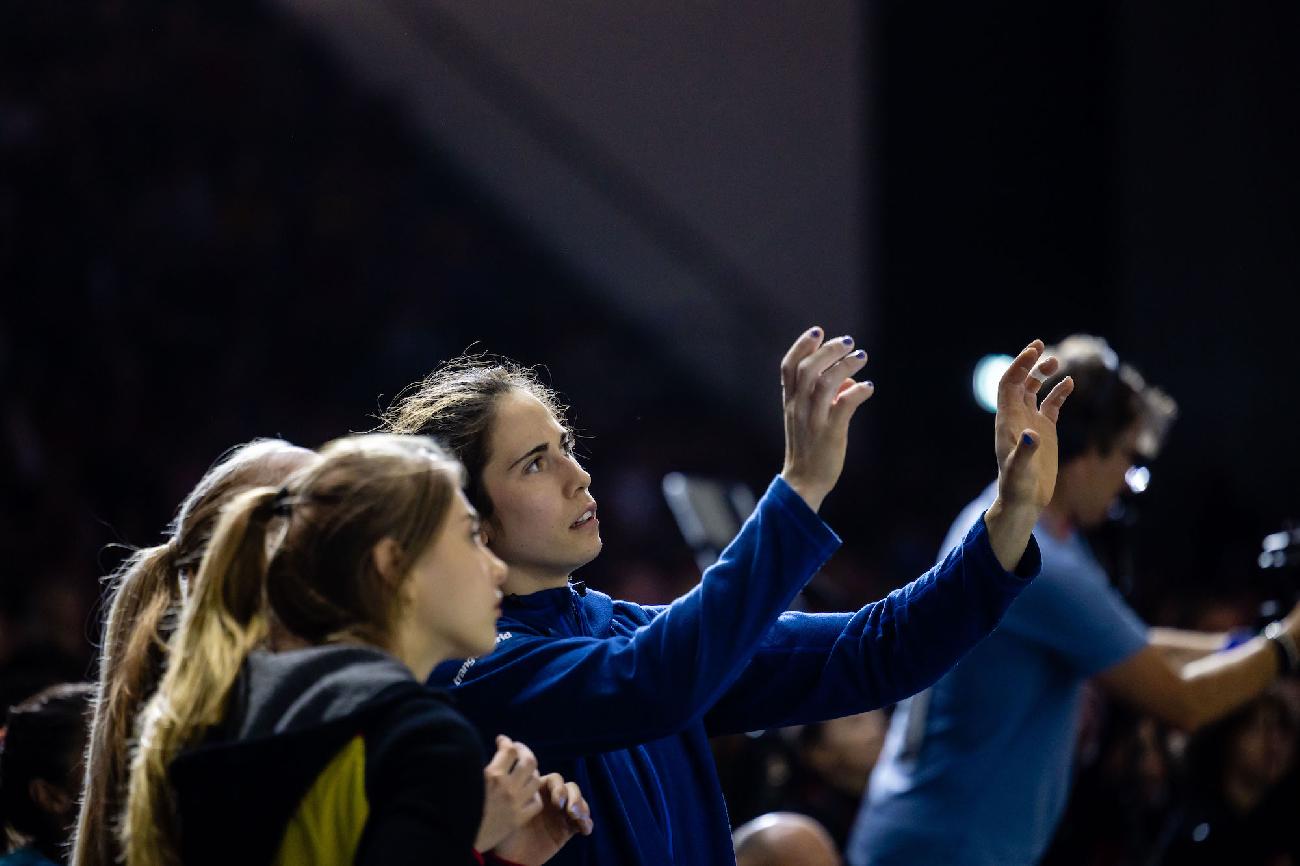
[503, 566, 571, 597]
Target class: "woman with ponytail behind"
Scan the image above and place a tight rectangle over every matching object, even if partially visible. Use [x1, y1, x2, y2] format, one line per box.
[73, 440, 318, 866]
[122, 434, 592, 866]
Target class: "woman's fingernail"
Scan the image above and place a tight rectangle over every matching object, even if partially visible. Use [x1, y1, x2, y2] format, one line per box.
[855, 350, 866, 359]
[558, 796, 567, 809]
[809, 328, 821, 338]
[842, 336, 854, 346]
[1021, 433, 1035, 447]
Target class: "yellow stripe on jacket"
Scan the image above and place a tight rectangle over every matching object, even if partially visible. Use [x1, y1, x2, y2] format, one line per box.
[273, 735, 369, 866]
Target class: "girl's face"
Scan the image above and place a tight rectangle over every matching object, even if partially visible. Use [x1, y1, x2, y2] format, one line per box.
[480, 389, 602, 592]
[402, 487, 507, 667]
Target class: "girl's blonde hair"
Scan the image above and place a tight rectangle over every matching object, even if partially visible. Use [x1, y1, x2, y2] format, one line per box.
[121, 434, 463, 866]
[73, 439, 314, 866]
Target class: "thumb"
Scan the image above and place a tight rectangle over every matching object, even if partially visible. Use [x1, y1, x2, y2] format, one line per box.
[1003, 430, 1038, 476]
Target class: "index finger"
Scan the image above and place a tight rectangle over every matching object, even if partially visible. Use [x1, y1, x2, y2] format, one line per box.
[780, 326, 825, 393]
[539, 773, 567, 808]
[486, 739, 517, 774]
[508, 741, 537, 777]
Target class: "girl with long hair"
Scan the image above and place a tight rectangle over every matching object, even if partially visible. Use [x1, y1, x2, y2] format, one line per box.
[73, 439, 316, 866]
[121, 434, 590, 866]
[381, 328, 1073, 865]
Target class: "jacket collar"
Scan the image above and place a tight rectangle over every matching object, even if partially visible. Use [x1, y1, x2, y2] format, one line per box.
[501, 582, 615, 637]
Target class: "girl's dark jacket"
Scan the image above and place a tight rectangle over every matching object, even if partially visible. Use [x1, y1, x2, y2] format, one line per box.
[170, 645, 486, 866]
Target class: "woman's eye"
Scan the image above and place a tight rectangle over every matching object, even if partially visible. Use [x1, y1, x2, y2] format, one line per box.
[524, 457, 542, 474]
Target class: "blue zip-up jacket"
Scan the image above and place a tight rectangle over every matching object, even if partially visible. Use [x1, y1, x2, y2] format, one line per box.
[430, 476, 1041, 865]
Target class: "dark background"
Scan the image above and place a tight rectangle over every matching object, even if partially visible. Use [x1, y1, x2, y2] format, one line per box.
[1, 2, 1298, 858]
[3, 0, 1299, 686]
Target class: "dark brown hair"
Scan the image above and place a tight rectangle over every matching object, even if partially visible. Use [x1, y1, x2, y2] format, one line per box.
[380, 355, 567, 521]
[2, 682, 95, 858]
[1040, 335, 1175, 464]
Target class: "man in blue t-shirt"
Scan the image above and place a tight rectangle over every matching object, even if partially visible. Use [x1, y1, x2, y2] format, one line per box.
[849, 336, 1300, 866]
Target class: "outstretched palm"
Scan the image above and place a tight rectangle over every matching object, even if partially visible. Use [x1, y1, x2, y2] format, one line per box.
[994, 340, 1074, 510]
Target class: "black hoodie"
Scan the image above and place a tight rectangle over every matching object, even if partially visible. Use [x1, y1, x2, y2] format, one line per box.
[168, 645, 484, 866]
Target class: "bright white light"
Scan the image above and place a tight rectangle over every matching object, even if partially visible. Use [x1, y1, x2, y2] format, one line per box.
[1262, 531, 1290, 552]
[1124, 465, 1151, 494]
[972, 354, 1014, 413]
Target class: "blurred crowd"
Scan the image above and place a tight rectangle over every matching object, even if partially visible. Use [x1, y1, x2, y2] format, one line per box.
[1, 1, 1297, 864]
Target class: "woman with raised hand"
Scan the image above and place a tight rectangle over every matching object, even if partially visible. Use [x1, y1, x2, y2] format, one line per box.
[381, 329, 1073, 866]
[121, 435, 591, 866]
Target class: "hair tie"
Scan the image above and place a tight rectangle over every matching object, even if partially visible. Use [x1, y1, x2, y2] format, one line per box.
[271, 486, 295, 517]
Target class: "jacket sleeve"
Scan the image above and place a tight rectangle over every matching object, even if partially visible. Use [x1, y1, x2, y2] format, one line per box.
[356, 694, 486, 866]
[703, 512, 1041, 736]
[435, 476, 840, 758]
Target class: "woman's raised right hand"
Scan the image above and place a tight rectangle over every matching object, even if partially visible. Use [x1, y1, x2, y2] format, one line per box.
[779, 327, 874, 512]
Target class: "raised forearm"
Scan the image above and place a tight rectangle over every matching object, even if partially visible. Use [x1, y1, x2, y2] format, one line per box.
[982, 497, 1040, 572]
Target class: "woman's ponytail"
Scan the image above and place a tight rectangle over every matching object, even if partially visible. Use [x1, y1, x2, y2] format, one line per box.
[121, 487, 279, 866]
[72, 543, 179, 866]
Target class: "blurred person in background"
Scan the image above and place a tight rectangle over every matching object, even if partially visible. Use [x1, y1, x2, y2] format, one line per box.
[712, 710, 887, 851]
[384, 330, 1074, 866]
[851, 335, 1300, 866]
[121, 435, 591, 866]
[1158, 686, 1299, 865]
[793, 711, 888, 849]
[1041, 696, 1175, 866]
[0, 683, 94, 866]
[733, 812, 842, 866]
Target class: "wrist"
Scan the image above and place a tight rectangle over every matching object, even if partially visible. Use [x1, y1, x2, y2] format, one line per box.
[986, 496, 1039, 530]
[779, 472, 826, 513]
[1263, 621, 1300, 674]
[984, 497, 1040, 573]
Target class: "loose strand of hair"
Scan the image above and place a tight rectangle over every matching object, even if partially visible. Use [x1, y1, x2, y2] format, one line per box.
[71, 543, 178, 866]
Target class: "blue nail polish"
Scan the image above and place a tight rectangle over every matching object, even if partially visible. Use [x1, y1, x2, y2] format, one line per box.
[855, 350, 866, 359]
[810, 328, 821, 338]
[842, 336, 854, 345]
[1021, 433, 1034, 447]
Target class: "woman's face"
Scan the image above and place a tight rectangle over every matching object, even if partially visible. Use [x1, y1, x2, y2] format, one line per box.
[480, 389, 602, 590]
[404, 487, 507, 662]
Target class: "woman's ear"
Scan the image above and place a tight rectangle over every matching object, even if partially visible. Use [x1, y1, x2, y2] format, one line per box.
[371, 537, 404, 585]
[481, 516, 502, 548]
